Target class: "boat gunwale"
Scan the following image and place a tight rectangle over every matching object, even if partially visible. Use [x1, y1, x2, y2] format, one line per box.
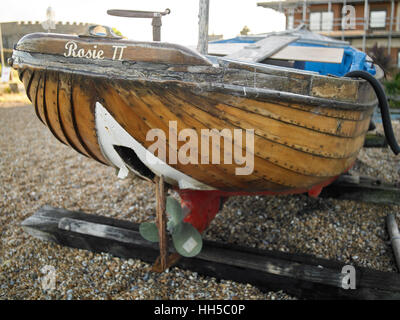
[14, 32, 213, 67]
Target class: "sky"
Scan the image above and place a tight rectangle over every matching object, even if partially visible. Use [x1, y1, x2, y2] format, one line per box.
[0, 0, 285, 46]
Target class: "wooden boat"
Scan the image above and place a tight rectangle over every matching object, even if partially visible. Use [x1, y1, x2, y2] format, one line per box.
[11, 27, 390, 234]
[11, 31, 377, 192]
[11, 31, 379, 191]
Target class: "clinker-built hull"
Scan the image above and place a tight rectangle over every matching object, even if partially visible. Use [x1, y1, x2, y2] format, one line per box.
[12, 33, 377, 194]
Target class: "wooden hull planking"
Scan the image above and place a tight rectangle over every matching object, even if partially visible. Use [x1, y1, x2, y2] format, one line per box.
[17, 67, 373, 192]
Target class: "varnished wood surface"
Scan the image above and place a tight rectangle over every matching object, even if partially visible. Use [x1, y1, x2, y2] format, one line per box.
[71, 76, 109, 164]
[18, 67, 374, 192]
[15, 33, 212, 66]
[19, 69, 109, 165]
[12, 32, 378, 192]
[57, 72, 92, 158]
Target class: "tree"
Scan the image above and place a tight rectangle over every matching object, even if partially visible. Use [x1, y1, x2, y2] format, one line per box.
[367, 43, 393, 76]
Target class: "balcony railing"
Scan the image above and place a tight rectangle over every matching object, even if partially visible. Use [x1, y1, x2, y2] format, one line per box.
[292, 16, 399, 33]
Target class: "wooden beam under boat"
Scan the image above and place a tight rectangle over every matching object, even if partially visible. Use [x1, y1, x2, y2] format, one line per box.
[320, 175, 400, 205]
[21, 206, 400, 300]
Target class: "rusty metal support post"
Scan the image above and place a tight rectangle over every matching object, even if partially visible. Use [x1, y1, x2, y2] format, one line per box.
[152, 176, 181, 273]
[155, 175, 168, 270]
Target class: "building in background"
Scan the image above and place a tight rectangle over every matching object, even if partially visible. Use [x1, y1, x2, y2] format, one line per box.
[257, 0, 400, 67]
[208, 33, 224, 41]
[0, 21, 94, 64]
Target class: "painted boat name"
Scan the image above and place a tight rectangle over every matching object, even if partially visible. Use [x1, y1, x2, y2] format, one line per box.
[64, 41, 127, 61]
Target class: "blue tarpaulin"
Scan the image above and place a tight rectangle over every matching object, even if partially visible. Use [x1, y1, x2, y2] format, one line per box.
[211, 35, 376, 77]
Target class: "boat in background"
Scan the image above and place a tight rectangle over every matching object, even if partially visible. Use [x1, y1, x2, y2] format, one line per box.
[208, 25, 382, 78]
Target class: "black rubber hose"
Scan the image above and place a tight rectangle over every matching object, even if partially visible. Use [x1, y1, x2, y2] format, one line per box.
[344, 70, 400, 155]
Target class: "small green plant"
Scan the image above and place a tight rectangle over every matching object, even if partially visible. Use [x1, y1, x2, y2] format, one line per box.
[384, 72, 400, 109]
[139, 197, 203, 257]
